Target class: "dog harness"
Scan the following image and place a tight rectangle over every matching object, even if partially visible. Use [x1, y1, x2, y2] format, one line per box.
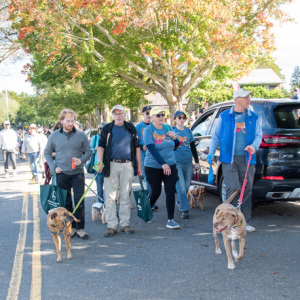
[48, 215, 67, 235]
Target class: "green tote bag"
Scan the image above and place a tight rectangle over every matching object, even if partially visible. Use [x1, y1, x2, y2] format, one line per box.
[134, 176, 153, 222]
[40, 173, 67, 214]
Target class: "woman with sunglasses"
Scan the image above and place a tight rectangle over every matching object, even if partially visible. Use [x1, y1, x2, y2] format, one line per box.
[173, 111, 200, 219]
[143, 107, 181, 229]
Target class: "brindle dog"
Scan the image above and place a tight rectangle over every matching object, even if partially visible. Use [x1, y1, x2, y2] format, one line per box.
[47, 207, 80, 263]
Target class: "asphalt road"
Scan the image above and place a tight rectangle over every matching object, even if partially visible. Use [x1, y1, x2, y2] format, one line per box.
[0, 159, 299, 300]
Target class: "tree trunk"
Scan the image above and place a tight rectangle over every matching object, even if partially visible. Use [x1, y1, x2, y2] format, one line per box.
[101, 104, 110, 122]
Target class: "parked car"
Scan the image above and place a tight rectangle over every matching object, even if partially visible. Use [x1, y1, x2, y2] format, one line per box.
[85, 128, 98, 143]
[191, 98, 300, 204]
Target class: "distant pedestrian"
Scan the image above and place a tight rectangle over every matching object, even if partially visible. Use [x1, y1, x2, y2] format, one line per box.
[143, 107, 181, 229]
[291, 88, 299, 99]
[135, 105, 152, 192]
[0, 120, 18, 177]
[37, 127, 48, 178]
[22, 123, 42, 183]
[44, 109, 93, 239]
[173, 111, 200, 219]
[96, 105, 142, 237]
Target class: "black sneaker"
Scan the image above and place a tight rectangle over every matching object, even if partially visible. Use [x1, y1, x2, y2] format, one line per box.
[76, 229, 89, 239]
[151, 205, 158, 211]
[181, 211, 190, 219]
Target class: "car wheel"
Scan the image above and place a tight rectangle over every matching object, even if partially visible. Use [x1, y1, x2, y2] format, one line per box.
[218, 174, 227, 203]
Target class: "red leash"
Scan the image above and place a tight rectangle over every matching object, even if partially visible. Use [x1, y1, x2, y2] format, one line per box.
[237, 148, 252, 209]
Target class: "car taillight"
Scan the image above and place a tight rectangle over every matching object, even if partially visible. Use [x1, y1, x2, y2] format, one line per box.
[261, 176, 284, 180]
[260, 135, 300, 148]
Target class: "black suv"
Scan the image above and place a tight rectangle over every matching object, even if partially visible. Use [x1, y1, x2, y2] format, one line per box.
[191, 98, 300, 204]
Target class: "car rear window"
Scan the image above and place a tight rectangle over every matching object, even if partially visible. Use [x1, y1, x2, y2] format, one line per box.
[273, 105, 300, 129]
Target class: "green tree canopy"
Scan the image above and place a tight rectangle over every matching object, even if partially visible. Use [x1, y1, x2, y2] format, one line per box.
[10, 0, 293, 116]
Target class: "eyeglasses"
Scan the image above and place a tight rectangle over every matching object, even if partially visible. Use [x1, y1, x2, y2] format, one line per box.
[145, 112, 150, 115]
[177, 116, 186, 120]
[113, 113, 124, 116]
[155, 113, 165, 118]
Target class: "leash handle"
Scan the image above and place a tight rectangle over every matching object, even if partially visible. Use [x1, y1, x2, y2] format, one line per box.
[72, 173, 98, 215]
[238, 148, 252, 205]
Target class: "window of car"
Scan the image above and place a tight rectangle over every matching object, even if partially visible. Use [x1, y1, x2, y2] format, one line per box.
[273, 105, 300, 129]
[192, 110, 215, 137]
[208, 106, 232, 135]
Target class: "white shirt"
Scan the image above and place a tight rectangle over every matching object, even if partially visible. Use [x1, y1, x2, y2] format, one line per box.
[0, 129, 18, 151]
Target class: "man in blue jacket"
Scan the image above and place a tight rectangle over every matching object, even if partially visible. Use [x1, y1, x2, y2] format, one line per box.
[208, 88, 262, 232]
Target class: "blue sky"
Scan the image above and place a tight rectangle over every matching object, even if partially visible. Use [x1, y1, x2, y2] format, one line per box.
[0, 1, 299, 95]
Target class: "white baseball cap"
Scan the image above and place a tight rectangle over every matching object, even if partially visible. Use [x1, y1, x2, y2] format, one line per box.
[112, 105, 126, 113]
[29, 123, 37, 129]
[4, 120, 10, 125]
[233, 88, 252, 99]
[37, 127, 43, 132]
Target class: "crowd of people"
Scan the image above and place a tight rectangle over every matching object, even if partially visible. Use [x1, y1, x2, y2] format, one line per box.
[0, 88, 262, 238]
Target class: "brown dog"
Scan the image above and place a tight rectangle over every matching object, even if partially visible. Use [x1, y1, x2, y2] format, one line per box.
[47, 207, 80, 263]
[187, 185, 206, 210]
[213, 190, 246, 270]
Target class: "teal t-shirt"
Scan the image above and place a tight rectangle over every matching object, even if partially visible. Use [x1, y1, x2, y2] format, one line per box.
[135, 121, 151, 162]
[173, 126, 194, 164]
[234, 111, 247, 156]
[144, 123, 176, 169]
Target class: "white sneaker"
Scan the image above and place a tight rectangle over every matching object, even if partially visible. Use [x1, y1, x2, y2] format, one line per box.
[246, 224, 256, 232]
[92, 202, 103, 209]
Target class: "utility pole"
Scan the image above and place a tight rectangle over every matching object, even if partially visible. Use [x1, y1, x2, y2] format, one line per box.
[5, 88, 9, 121]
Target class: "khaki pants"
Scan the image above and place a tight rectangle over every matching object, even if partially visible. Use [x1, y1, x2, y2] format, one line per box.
[104, 161, 134, 229]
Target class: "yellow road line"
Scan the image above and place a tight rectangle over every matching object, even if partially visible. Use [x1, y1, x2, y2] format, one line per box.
[6, 192, 28, 300]
[31, 193, 42, 300]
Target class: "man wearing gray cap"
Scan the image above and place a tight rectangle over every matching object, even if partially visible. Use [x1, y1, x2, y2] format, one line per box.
[207, 88, 262, 232]
[96, 105, 142, 237]
[0, 120, 18, 177]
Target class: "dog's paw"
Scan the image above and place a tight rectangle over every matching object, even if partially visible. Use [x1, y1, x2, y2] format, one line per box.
[232, 250, 238, 259]
[67, 255, 72, 260]
[235, 255, 243, 262]
[215, 248, 222, 255]
[228, 263, 236, 270]
[56, 258, 62, 263]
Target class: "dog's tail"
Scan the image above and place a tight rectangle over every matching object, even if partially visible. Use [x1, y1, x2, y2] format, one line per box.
[225, 190, 240, 204]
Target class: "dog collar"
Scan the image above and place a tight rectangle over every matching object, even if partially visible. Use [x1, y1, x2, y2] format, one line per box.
[231, 219, 243, 229]
[48, 215, 67, 235]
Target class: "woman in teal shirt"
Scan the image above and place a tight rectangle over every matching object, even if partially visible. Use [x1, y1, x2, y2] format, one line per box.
[173, 111, 199, 219]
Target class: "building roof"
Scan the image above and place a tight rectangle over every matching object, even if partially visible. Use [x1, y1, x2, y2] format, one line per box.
[238, 68, 282, 85]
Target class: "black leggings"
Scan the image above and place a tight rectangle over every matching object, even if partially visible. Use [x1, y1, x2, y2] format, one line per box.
[145, 164, 178, 220]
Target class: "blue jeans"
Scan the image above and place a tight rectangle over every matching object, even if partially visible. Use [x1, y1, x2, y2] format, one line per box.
[176, 162, 193, 212]
[94, 170, 104, 202]
[141, 150, 151, 193]
[27, 152, 40, 178]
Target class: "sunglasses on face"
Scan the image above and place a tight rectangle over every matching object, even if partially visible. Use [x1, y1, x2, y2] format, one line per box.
[156, 113, 165, 118]
[177, 116, 186, 120]
[145, 112, 150, 115]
